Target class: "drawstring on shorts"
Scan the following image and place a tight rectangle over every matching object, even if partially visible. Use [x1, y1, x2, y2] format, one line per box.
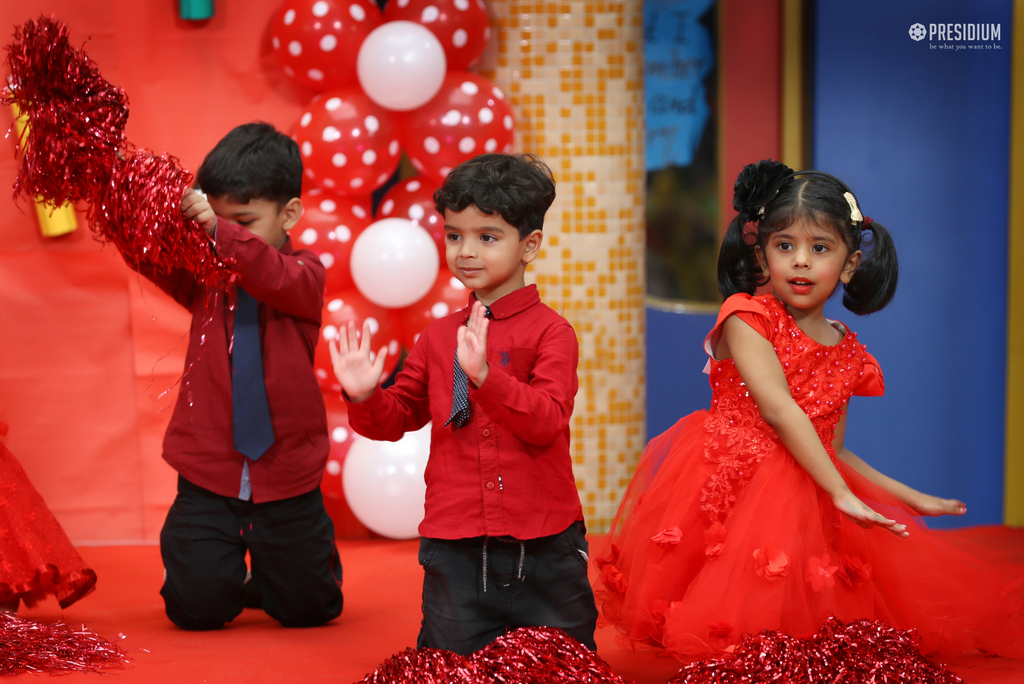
[481, 537, 526, 593]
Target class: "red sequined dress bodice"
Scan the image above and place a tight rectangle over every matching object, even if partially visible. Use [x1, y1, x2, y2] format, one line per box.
[699, 294, 869, 525]
[593, 294, 1024, 662]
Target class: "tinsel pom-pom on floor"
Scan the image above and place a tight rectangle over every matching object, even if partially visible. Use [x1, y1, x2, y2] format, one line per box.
[0, 612, 126, 676]
[353, 619, 961, 684]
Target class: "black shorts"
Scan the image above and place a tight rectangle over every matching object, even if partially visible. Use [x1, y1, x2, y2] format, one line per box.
[416, 521, 598, 654]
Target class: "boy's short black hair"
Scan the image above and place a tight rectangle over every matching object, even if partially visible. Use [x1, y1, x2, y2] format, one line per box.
[196, 122, 302, 206]
[433, 153, 556, 239]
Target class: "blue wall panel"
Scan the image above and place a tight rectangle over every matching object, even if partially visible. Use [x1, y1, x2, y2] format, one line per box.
[813, 0, 1011, 526]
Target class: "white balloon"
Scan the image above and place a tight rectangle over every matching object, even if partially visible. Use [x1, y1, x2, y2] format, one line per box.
[342, 424, 431, 539]
[356, 20, 447, 111]
[351, 218, 440, 308]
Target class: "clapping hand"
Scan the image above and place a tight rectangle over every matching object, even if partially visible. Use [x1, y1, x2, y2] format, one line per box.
[329, 320, 388, 403]
[457, 300, 490, 386]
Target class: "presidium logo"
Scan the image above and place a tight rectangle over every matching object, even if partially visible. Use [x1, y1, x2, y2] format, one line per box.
[909, 21, 1002, 50]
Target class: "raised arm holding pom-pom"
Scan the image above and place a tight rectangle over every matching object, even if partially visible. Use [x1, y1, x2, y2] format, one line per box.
[180, 187, 217, 235]
[329, 320, 388, 403]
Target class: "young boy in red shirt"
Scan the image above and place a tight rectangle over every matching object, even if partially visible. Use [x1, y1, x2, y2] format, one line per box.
[126, 122, 343, 630]
[331, 153, 597, 654]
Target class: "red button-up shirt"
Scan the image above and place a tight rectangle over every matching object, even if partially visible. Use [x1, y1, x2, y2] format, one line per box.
[137, 218, 329, 502]
[345, 284, 584, 540]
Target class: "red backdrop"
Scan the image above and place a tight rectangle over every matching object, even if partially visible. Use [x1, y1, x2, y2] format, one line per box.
[0, 0, 325, 542]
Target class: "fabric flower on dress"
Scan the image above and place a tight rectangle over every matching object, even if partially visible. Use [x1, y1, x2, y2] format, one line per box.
[805, 554, 839, 592]
[732, 159, 795, 223]
[707, 621, 738, 652]
[752, 546, 790, 581]
[650, 527, 683, 548]
[600, 564, 628, 595]
[649, 599, 671, 640]
[835, 555, 872, 588]
[595, 544, 619, 571]
[704, 523, 727, 557]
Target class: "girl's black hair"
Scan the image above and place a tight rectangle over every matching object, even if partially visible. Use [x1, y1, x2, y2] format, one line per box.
[718, 162, 899, 315]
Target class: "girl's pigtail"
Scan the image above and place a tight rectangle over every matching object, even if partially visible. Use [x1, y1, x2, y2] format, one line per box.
[842, 220, 899, 314]
[717, 214, 764, 299]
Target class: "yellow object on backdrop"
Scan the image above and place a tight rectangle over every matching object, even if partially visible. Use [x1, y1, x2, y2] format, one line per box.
[10, 103, 78, 237]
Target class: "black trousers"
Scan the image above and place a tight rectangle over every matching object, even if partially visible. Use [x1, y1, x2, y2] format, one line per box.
[160, 475, 343, 630]
[416, 521, 598, 655]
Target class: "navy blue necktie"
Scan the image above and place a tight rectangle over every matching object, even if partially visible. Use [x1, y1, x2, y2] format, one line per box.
[232, 287, 275, 460]
[446, 306, 490, 429]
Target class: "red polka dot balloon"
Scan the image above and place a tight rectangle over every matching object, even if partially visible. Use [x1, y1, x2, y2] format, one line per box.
[400, 71, 514, 185]
[271, 0, 383, 92]
[293, 86, 402, 195]
[315, 288, 402, 393]
[384, 0, 491, 71]
[320, 394, 372, 538]
[397, 267, 469, 350]
[292, 189, 373, 293]
[375, 175, 445, 263]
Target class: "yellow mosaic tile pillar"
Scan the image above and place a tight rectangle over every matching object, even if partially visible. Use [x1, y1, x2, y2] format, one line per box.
[478, 0, 646, 532]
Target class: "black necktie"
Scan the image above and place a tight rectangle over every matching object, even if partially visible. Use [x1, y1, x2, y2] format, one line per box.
[232, 287, 275, 459]
[446, 305, 491, 429]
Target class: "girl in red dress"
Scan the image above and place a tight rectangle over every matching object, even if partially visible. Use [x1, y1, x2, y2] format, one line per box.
[0, 422, 96, 611]
[595, 161, 1024, 662]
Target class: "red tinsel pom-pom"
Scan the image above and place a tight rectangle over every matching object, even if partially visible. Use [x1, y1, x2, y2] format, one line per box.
[2, 15, 128, 206]
[91, 150, 234, 289]
[669, 616, 963, 684]
[356, 646, 482, 684]
[474, 627, 630, 684]
[0, 612, 126, 676]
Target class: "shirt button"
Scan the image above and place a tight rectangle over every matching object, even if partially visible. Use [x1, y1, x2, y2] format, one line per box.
[482, 428, 491, 437]
[486, 481, 495, 490]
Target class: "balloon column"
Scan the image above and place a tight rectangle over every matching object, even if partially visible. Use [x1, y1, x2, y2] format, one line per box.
[269, 0, 512, 539]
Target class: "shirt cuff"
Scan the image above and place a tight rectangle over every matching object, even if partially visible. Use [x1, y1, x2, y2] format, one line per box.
[342, 386, 385, 419]
[471, 363, 514, 411]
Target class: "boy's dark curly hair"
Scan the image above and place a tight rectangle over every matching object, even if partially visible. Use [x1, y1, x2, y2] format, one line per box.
[433, 153, 556, 239]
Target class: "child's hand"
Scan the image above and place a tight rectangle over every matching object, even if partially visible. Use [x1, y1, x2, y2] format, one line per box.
[832, 490, 909, 538]
[907, 493, 967, 517]
[329, 320, 388, 403]
[457, 300, 490, 386]
[182, 187, 217, 235]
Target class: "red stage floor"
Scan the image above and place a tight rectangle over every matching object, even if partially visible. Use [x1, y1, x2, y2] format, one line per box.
[8, 527, 1024, 683]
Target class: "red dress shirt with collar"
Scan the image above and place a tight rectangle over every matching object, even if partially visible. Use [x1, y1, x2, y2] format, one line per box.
[137, 218, 329, 502]
[344, 284, 584, 540]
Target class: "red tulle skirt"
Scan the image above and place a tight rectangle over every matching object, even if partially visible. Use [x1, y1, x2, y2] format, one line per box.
[0, 442, 96, 609]
[594, 412, 1024, 662]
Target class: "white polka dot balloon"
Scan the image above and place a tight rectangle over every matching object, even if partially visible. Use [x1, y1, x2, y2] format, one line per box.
[270, 0, 383, 92]
[375, 175, 445, 263]
[383, 0, 490, 71]
[356, 20, 448, 111]
[399, 70, 514, 185]
[350, 218, 440, 308]
[291, 189, 374, 293]
[343, 423, 430, 539]
[292, 87, 402, 195]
